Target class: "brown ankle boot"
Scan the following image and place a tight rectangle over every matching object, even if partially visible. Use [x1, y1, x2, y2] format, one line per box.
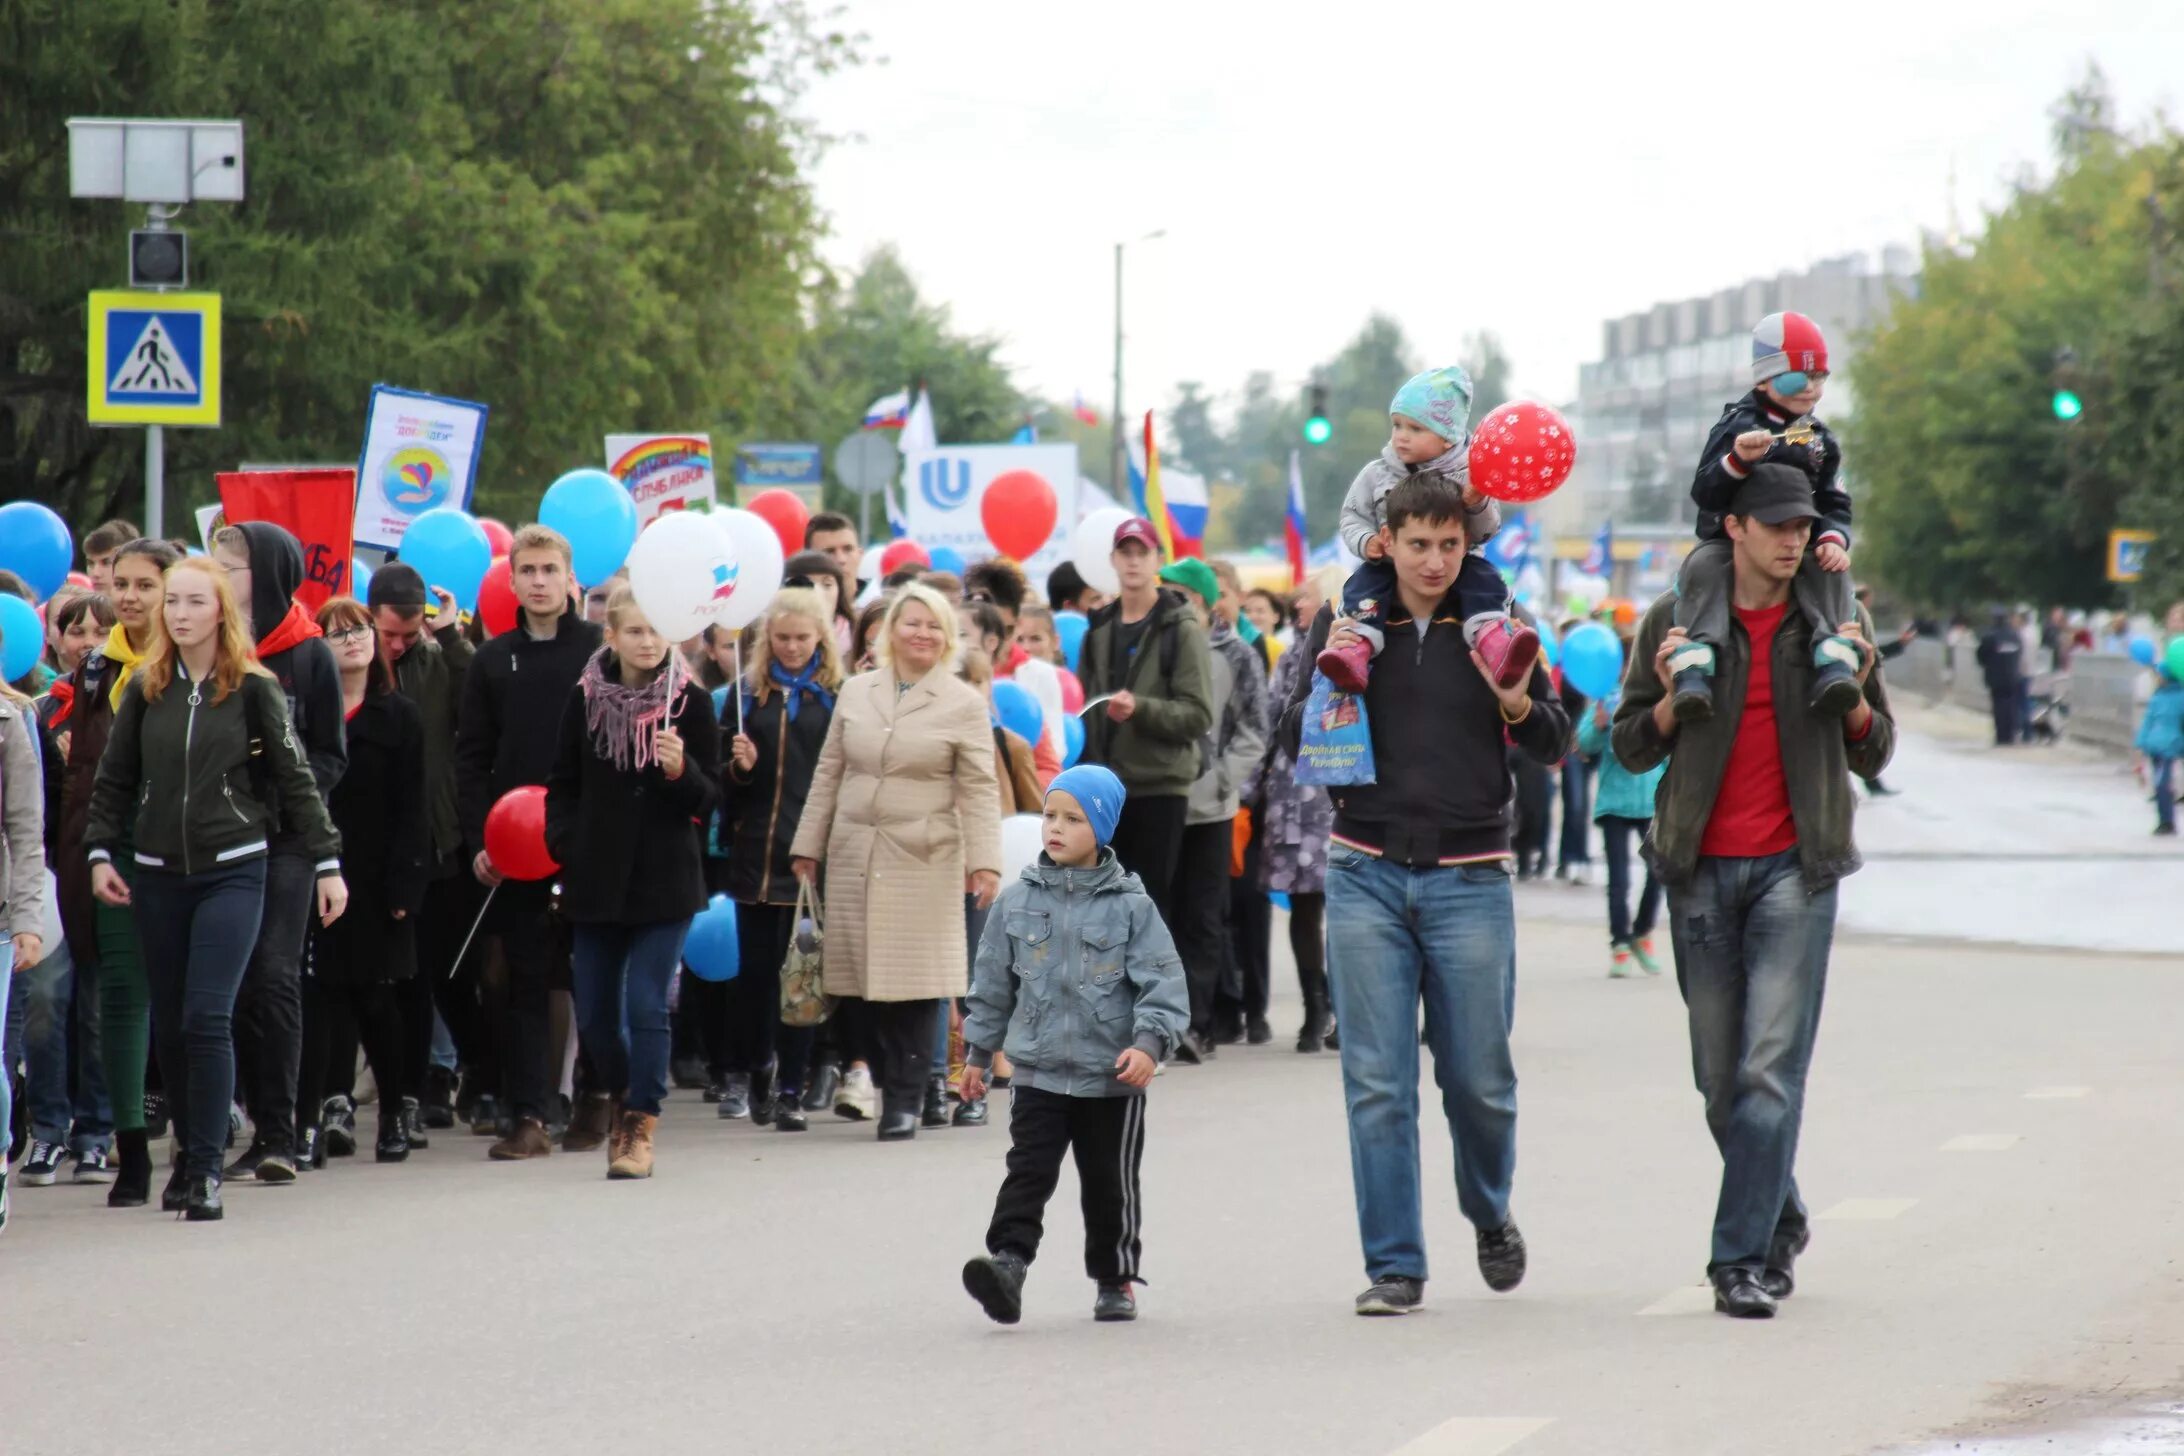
[487, 1117, 553, 1161]
[561, 1092, 616, 1153]
[607, 1110, 656, 1179]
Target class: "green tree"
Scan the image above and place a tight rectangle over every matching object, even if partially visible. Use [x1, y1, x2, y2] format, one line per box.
[1, 0, 852, 526]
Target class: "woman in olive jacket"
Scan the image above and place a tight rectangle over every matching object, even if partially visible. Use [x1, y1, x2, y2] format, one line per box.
[85, 559, 345, 1221]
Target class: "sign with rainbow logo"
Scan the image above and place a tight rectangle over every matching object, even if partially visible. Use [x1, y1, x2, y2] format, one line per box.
[354, 384, 489, 550]
[605, 433, 717, 527]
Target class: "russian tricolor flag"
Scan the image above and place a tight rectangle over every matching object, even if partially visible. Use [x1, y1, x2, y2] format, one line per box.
[1127, 413, 1205, 559]
[1285, 449, 1308, 586]
[862, 389, 910, 430]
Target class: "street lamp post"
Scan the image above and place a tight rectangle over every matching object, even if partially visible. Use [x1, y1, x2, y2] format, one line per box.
[1110, 230, 1165, 501]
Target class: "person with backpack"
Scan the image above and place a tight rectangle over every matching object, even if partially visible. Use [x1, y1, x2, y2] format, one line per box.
[1075, 519, 1214, 932]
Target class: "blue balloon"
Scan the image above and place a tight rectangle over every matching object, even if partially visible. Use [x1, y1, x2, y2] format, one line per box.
[0, 594, 42, 681]
[1560, 621, 1624, 699]
[1055, 611, 1089, 671]
[539, 468, 638, 585]
[1535, 623, 1558, 668]
[926, 544, 966, 576]
[2129, 634, 2157, 667]
[992, 679, 1043, 745]
[684, 894, 741, 983]
[0, 501, 73, 601]
[351, 557, 373, 602]
[398, 509, 492, 612]
[1062, 713, 1085, 767]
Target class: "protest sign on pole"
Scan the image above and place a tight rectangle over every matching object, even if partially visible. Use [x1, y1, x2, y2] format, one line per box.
[732, 442, 824, 510]
[900, 443, 1079, 583]
[217, 467, 360, 612]
[354, 385, 488, 551]
[605, 433, 717, 526]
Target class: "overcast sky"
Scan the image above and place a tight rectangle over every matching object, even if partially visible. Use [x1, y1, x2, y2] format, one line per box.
[803, 0, 2180, 426]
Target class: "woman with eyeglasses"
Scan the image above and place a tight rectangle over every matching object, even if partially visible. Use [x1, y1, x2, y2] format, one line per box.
[295, 598, 429, 1166]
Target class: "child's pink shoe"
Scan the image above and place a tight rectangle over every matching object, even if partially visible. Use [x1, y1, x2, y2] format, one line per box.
[1474, 619, 1541, 689]
[1316, 638, 1372, 694]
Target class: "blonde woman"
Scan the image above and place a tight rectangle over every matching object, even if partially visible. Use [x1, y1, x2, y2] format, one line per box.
[790, 583, 1002, 1140]
[719, 587, 845, 1130]
[84, 559, 345, 1221]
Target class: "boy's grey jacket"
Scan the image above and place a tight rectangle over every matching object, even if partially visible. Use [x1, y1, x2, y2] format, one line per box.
[1186, 619, 1267, 826]
[1338, 443, 1502, 558]
[962, 848, 1190, 1097]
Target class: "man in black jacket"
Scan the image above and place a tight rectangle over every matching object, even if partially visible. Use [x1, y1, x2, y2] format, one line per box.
[1276, 476, 1568, 1318]
[455, 525, 603, 1160]
[214, 521, 348, 1182]
[1975, 606, 2025, 746]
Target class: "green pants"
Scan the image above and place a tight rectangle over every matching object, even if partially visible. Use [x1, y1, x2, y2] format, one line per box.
[97, 861, 152, 1134]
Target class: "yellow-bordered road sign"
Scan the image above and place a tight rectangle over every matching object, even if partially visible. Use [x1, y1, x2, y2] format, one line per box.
[87, 289, 221, 426]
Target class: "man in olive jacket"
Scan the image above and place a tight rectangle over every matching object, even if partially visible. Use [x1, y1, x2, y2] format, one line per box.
[1076, 517, 1214, 931]
[1612, 463, 1894, 1321]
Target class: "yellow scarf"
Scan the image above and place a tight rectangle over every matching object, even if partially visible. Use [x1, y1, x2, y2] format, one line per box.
[103, 623, 146, 709]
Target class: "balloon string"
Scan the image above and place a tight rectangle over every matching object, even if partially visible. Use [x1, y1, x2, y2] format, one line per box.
[733, 639, 746, 735]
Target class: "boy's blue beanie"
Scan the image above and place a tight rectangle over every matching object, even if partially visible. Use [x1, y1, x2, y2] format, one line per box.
[1046, 765, 1126, 847]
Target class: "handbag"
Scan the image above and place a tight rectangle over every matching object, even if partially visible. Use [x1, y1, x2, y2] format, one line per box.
[778, 877, 835, 1027]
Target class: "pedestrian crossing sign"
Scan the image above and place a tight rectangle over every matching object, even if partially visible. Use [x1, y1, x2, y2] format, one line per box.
[87, 289, 221, 426]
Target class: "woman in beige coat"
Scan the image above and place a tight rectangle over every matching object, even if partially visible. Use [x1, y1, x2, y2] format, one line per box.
[792, 583, 1002, 1141]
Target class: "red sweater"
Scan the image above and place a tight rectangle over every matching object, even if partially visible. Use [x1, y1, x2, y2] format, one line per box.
[1699, 603, 1797, 859]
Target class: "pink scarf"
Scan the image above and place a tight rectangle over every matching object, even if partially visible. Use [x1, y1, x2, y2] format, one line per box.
[579, 647, 682, 774]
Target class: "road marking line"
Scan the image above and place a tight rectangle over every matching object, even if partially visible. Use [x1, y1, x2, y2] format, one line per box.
[1941, 1133, 2021, 1151]
[1816, 1197, 1919, 1220]
[1637, 1285, 1714, 1316]
[1386, 1417, 1554, 1456]
[2024, 1086, 2090, 1099]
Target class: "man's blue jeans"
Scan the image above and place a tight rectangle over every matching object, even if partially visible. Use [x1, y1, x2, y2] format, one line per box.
[2, 942, 113, 1153]
[1326, 846, 1518, 1282]
[1667, 850, 1837, 1272]
[573, 919, 693, 1118]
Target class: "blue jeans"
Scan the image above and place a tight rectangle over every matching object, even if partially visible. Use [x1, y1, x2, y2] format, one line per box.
[572, 919, 693, 1117]
[133, 860, 269, 1180]
[3, 942, 114, 1153]
[1557, 759, 1594, 870]
[0, 939, 12, 1149]
[1599, 816, 1661, 944]
[1667, 850, 1837, 1271]
[1325, 847, 1518, 1281]
[2152, 756, 2176, 832]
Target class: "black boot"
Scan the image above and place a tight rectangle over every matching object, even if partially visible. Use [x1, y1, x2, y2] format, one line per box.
[1671, 667, 1715, 724]
[159, 1158, 189, 1213]
[401, 1096, 430, 1150]
[801, 1061, 842, 1114]
[1296, 968, 1330, 1053]
[108, 1128, 152, 1208]
[749, 1060, 778, 1126]
[877, 1094, 918, 1142]
[375, 1113, 411, 1163]
[1809, 660, 1862, 718]
[951, 1097, 988, 1127]
[421, 1066, 458, 1129]
[963, 1251, 1028, 1324]
[182, 1174, 223, 1223]
[920, 1075, 951, 1129]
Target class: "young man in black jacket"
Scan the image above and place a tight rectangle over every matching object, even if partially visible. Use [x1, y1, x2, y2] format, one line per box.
[214, 522, 348, 1182]
[1276, 475, 1569, 1318]
[455, 525, 603, 1160]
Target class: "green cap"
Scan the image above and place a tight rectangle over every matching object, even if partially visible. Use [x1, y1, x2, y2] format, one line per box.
[1158, 557, 1219, 609]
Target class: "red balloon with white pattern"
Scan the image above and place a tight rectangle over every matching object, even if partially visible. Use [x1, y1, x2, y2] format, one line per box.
[1467, 401, 1577, 504]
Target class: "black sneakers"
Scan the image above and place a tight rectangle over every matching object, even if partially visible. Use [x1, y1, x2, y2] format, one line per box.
[1355, 1275, 1424, 1316]
[1476, 1220, 1528, 1293]
[1671, 667, 1716, 724]
[182, 1174, 224, 1223]
[1712, 1265, 1777, 1319]
[1809, 662, 1863, 718]
[963, 1252, 1029, 1325]
[1760, 1226, 1811, 1300]
[1094, 1282, 1138, 1322]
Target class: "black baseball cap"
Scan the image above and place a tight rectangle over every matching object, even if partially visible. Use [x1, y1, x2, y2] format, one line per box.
[1731, 463, 1822, 526]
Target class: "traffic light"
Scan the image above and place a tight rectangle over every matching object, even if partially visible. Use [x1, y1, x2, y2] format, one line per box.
[2051, 347, 2084, 422]
[2052, 389, 2083, 421]
[1302, 383, 1332, 445]
[129, 228, 187, 288]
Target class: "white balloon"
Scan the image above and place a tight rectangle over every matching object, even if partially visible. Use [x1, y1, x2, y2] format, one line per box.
[626, 512, 738, 642]
[858, 544, 885, 587]
[999, 813, 1046, 880]
[710, 508, 785, 630]
[1069, 507, 1134, 598]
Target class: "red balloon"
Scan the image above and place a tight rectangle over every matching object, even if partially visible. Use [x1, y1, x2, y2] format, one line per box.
[980, 470, 1058, 560]
[1467, 402, 1578, 504]
[879, 539, 930, 575]
[64, 571, 93, 591]
[483, 785, 559, 881]
[478, 518, 514, 558]
[1056, 667, 1084, 714]
[746, 489, 811, 561]
[477, 556, 517, 637]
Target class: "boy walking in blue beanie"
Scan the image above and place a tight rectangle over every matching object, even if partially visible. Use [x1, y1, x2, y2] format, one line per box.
[1316, 365, 1539, 694]
[959, 765, 1191, 1325]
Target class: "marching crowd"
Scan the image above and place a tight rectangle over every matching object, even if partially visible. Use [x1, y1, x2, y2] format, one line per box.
[5, 314, 1901, 1327]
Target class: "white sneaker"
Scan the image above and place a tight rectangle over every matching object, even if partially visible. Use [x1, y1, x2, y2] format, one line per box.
[834, 1066, 878, 1122]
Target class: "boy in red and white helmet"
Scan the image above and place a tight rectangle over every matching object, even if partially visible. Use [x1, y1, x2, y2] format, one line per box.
[1663, 311, 1861, 721]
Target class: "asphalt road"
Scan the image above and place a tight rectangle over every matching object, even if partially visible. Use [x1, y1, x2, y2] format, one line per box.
[5, 724, 2181, 1456]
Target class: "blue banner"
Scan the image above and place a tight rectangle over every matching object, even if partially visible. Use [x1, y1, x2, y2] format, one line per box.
[733, 442, 823, 487]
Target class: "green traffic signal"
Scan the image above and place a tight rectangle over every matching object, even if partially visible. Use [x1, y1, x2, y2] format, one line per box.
[1302, 414, 1333, 445]
[2052, 389, 2083, 421]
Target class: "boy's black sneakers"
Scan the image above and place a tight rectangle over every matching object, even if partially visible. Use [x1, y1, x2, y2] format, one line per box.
[1477, 1220, 1527, 1292]
[963, 1252, 1029, 1325]
[1809, 661, 1862, 717]
[1671, 668, 1716, 724]
[1354, 1275, 1424, 1316]
[1711, 1265, 1777, 1319]
[1093, 1282, 1138, 1322]
[1760, 1226, 1811, 1300]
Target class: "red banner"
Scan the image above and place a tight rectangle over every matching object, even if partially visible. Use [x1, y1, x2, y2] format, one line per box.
[215, 469, 359, 615]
